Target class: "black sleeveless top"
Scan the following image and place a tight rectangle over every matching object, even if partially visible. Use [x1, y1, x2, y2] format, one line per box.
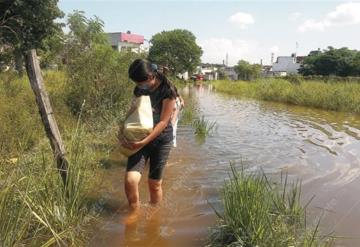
[133, 81, 175, 144]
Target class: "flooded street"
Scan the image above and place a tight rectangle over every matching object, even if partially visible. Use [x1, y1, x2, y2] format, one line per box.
[91, 85, 360, 247]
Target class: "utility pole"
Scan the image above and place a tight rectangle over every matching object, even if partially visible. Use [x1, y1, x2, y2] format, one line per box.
[296, 41, 299, 56]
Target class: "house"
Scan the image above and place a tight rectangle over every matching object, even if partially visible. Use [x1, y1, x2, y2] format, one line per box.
[177, 71, 189, 80]
[271, 53, 303, 76]
[262, 65, 273, 77]
[197, 64, 219, 80]
[224, 66, 238, 80]
[107, 31, 144, 53]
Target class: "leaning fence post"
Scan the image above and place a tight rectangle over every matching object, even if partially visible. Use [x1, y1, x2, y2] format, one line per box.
[24, 49, 68, 185]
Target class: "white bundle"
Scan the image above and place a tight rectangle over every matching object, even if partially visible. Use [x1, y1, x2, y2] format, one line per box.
[119, 96, 153, 157]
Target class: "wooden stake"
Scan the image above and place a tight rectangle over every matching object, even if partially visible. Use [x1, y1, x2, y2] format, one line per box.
[24, 49, 68, 185]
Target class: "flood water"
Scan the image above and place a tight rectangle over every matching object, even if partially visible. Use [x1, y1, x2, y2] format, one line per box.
[90, 85, 360, 247]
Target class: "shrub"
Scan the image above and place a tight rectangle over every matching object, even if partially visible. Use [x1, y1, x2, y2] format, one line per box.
[0, 73, 43, 157]
[65, 44, 145, 120]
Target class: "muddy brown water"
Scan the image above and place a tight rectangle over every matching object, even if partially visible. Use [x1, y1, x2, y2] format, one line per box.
[90, 85, 360, 247]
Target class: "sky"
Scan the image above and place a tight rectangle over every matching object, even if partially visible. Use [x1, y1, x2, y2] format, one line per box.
[58, 0, 360, 66]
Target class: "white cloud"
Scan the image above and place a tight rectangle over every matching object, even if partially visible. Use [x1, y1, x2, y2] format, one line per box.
[298, 19, 327, 32]
[298, 2, 360, 32]
[227, 12, 255, 29]
[289, 12, 302, 21]
[198, 38, 258, 65]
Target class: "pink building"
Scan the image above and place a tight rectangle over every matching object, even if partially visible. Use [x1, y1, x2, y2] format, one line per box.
[107, 31, 144, 52]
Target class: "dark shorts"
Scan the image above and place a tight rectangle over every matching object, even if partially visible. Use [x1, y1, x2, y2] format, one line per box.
[126, 140, 172, 180]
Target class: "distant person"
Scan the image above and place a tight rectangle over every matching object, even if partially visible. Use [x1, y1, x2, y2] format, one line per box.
[118, 59, 177, 223]
[171, 87, 185, 147]
[159, 65, 185, 147]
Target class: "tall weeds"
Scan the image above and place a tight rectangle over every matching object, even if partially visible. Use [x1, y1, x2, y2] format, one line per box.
[192, 115, 217, 139]
[0, 69, 119, 246]
[0, 108, 98, 246]
[212, 79, 360, 114]
[0, 175, 30, 246]
[208, 165, 333, 247]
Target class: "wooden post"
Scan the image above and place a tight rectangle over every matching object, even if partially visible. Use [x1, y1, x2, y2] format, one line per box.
[24, 49, 68, 185]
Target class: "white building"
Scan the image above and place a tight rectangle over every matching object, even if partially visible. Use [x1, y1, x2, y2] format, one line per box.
[177, 71, 189, 80]
[201, 67, 218, 80]
[272, 54, 302, 76]
[196, 65, 219, 80]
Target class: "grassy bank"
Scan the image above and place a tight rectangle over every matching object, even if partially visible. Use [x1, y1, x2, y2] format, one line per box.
[212, 78, 360, 114]
[0, 69, 132, 245]
[208, 166, 332, 247]
[0, 124, 97, 246]
[0, 71, 77, 159]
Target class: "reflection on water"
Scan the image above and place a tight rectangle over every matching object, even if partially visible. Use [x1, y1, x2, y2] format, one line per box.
[90, 84, 360, 247]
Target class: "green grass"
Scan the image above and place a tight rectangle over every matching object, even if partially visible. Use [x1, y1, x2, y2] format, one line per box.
[192, 115, 217, 139]
[0, 72, 43, 158]
[0, 175, 30, 247]
[0, 111, 101, 246]
[0, 71, 79, 158]
[207, 165, 333, 247]
[0, 69, 131, 246]
[212, 78, 360, 114]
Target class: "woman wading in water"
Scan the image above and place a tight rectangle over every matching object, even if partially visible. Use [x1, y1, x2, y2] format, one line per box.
[119, 59, 177, 223]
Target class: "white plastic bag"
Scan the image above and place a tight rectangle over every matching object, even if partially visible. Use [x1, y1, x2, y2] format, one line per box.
[119, 96, 153, 157]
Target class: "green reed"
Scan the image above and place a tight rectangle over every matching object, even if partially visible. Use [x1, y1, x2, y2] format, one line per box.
[192, 115, 217, 139]
[212, 79, 360, 114]
[0, 102, 102, 246]
[207, 165, 333, 247]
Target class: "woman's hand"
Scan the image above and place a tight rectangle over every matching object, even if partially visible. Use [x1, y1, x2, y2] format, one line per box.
[127, 140, 146, 150]
[117, 133, 146, 150]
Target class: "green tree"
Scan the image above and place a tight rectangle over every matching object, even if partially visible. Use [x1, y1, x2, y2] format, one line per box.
[0, 0, 64, 74]
[63, 10, 108, 65]
[298, 50, 319, 76]
[148, 29, 203, 74]
[38, 30, 65, 69]
[218, 67, 228, 80]
[353, 52, 360, 75]
[0, 0, 69, 185]
[63, 11, 145, 117]
[299, 46, 360, 77]
[66, 11, 107, 49]
[234, 60, 262, 81]
[65, 45, 144, 118]
[0, 45, 13, 70]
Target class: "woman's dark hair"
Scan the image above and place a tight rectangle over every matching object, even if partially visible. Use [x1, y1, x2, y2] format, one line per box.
[173, 85, 180, 97]
[128, 59, 177, 98]
[128, 59, 151, 83]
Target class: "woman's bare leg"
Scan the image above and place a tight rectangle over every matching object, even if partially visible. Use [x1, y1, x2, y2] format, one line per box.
[148, 178, 163, 205]
[125, 171, 142, 209]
